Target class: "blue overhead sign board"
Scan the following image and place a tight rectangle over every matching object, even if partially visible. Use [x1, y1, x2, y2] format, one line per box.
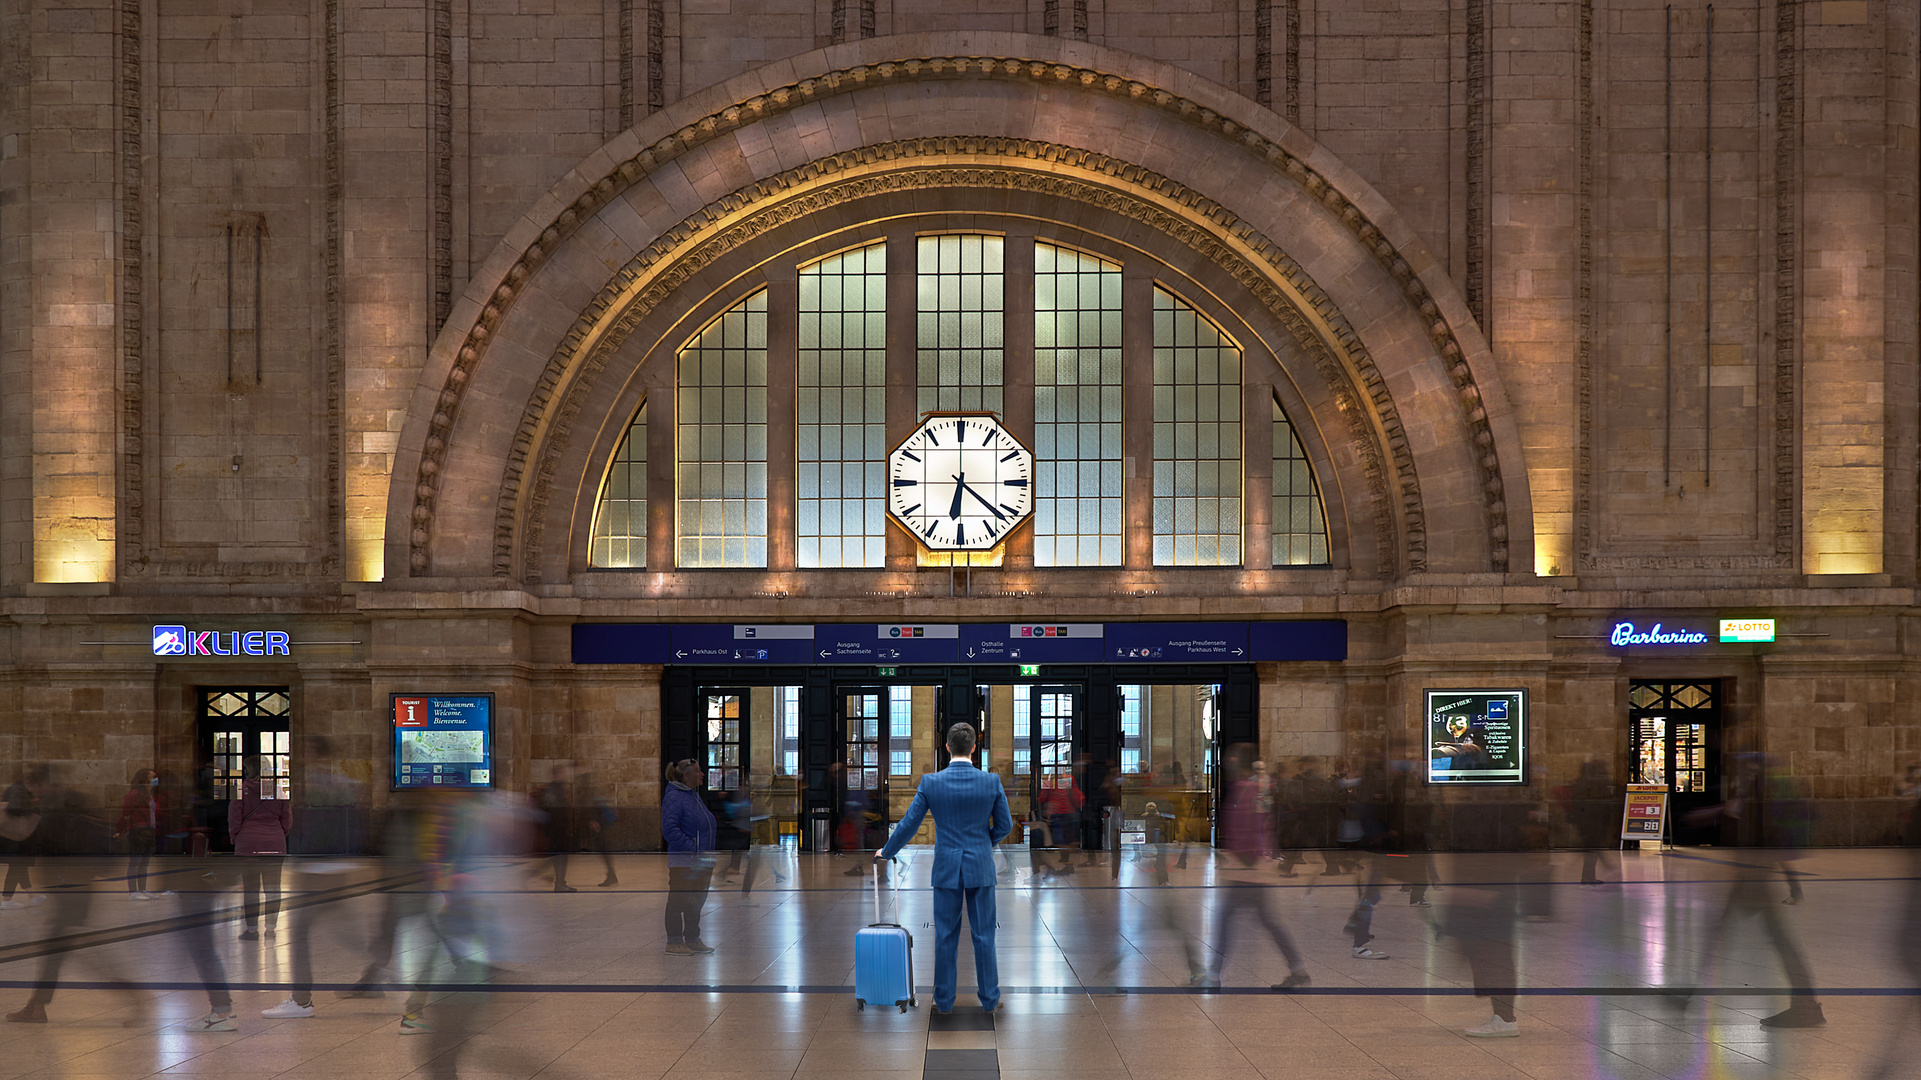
[814, 624, 960, 663]
[1105, 622, 1249, 662]
[669, 624, 815, 663]
[960, 624, 1106, 663]
[571, 620, 1345, 664]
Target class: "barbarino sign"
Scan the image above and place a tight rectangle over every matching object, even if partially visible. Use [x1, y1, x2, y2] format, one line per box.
[1609, 622, 1709, 647]
[152, 625, 291, 657]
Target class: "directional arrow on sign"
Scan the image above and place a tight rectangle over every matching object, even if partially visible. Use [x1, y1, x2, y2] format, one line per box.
[819, 649, 831, 658]
[676, 650, 688, 659]
[1232, 648, 1244, 656]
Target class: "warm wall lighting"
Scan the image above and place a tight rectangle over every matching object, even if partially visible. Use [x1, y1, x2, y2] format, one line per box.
[347, 537, 384, 582]
[1533, 521, 1571, 578]
[37, 537, 112, 583]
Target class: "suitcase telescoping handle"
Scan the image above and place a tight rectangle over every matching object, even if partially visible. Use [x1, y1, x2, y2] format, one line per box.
[873, 852, 901, 924]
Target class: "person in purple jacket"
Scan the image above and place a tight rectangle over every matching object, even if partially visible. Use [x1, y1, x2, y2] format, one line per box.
[228, 757, 290, 940]
[660, 758, 718, 955]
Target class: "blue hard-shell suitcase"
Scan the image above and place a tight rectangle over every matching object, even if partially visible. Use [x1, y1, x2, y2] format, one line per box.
[854, 861, 916, 1012]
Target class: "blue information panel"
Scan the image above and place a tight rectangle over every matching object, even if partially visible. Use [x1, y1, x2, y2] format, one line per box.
[960, 623, 1106, 663]
[669, 624, 815, 664]
[1248, 620, 1348, 662]
[814, 624, 960, 663]
[391, 694, 494, 790]
[1106, 622, 1250, 662]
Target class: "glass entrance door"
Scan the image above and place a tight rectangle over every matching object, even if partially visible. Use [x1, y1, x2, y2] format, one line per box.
[1628, 681, 1720, 844]
[197, 688, 292, 851]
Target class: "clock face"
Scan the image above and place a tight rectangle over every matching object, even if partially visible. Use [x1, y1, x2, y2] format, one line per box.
[887, 414, 1034, 551]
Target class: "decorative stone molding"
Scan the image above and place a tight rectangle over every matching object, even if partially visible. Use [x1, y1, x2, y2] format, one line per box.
[1772, 0, 1797, 561]
[1465, 0, 1488, 327]
[117, 0, 143, 568]
[431, 0, 453, 337]
[504, 145, 1408, 582]
[1574, 0, 1593, 575]
[324, 0, 344, 577]
[405, 53, 1509, 576]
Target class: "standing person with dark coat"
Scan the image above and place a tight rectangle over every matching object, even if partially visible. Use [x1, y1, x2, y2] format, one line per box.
[229, 757, 291, 940]
[660, 758, 718, 954]
[113, 768, 166, 899]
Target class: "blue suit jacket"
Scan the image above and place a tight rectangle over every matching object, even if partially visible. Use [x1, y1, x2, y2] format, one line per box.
[877, 760, 1013, 889]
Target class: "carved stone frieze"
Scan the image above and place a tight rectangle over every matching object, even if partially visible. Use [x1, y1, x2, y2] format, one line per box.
[406, 54, 1508, 577]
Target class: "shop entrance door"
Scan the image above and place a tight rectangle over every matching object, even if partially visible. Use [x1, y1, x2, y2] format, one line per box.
[1628, 681, 1720, 844]
[1015, 685, 1084, 849]
[196, 687, 292, 852]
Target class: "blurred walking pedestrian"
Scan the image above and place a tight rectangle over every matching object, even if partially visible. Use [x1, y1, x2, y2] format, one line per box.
[229, 756, 290, 940]
[1199, 747, 1308, 991]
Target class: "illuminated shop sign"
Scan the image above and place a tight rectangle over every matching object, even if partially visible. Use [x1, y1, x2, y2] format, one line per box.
[152, 625, 291, 657]
[1609, 622, 1708, 646]
[1718, 618, 1776, 643]
[1608, 618, 1778, 647]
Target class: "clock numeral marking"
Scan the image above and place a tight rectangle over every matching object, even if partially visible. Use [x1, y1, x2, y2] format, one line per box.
[955, 420, 966, 443]
[984, 521, 1000, 539]
[1000, 450, 1021, 462]
[1003, 478, 1028, 487]
[1000, 504, 1020, 517]
[900, 503, 921, 516]
[900, 450, 920, 462]
[925, 429, 940, 447]
[956, 522, 966, 546]
[892, 479, 917, 487]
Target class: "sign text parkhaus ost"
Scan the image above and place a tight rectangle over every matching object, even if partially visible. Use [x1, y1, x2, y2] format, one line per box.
[1609, 618, 1776, 647]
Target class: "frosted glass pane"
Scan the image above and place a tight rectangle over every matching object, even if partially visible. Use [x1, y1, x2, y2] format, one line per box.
[794, 241, 886, 567]
[1272, 398, 1331, 566]
[1033, 243, 1122, 567]
[1152, 287, 1242, 566]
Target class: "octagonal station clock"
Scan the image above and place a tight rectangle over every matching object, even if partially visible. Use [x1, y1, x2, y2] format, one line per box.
[887, 413, 1034, 551]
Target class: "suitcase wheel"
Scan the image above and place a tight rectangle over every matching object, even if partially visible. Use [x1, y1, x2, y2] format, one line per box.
[898, 1003, 907, 1013]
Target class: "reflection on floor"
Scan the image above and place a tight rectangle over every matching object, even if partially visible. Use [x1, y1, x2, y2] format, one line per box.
[0, 846, 1916, 1079]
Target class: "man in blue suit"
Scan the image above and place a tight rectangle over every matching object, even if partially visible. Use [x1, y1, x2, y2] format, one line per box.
[876, 722, 1012, 1013]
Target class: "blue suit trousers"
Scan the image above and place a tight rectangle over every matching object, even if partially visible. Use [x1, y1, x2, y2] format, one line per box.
[932, 884, 999, 1010]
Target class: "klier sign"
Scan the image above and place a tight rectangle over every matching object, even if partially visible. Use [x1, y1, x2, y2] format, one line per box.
[152, 626, 292, 657]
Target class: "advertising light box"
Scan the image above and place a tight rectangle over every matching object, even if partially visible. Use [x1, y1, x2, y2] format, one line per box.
[1426, 689, 1527, 785]
[391, 693, 494, 790]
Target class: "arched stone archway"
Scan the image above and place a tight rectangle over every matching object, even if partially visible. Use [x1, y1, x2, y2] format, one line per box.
[385, 33, 1531, 584]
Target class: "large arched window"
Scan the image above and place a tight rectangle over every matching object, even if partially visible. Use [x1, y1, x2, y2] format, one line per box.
[586, 232, 1334, 571]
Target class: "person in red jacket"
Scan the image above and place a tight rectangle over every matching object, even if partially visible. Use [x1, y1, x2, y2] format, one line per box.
[113, 768, 166, 899]
[228, 757, 291, 940]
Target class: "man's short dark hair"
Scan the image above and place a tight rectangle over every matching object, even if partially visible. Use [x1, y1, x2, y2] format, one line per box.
[946, 723, 977, 757]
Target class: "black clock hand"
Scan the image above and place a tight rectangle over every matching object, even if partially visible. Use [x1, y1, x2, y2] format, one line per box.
[958, 478, 1007, 520]
[949, 472, 966, 519]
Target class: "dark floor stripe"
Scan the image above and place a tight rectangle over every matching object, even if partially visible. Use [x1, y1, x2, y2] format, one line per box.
[0, 871, 422, 967]
[926, 1007, 997, 1080]
[0, 980, 1903, 997]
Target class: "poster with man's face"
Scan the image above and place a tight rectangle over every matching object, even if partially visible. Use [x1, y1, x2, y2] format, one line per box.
[1425, 689, 1526, 784]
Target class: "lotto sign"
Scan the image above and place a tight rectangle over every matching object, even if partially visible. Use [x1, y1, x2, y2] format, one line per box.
[1620, 784, 1669, 841]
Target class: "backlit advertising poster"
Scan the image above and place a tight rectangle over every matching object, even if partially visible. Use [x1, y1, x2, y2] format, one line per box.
[1426, 689, 1527, 785]
[391, 693, 494, 790]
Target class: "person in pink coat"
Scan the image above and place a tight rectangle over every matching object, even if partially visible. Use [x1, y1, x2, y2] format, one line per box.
[228, 757, 290, 940]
